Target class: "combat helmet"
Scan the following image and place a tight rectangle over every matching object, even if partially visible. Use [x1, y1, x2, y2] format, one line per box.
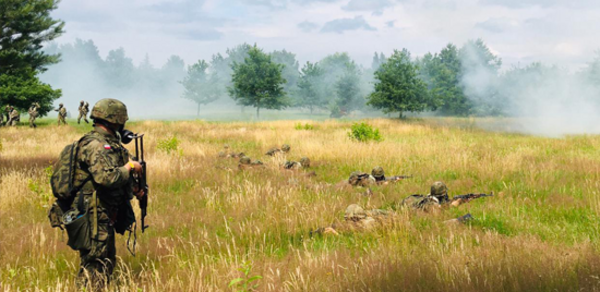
[299, 157, 311, 168]
[80, 100, 84, 104]
[281, 144, 291, 152]
[59, 103, 63, 107]
[371, 166, 385, 181]
[239, 156, 251, 165]
[430, 181, 449, 203]
[344, 204, 367, 221]
[90, 98, 129, 124]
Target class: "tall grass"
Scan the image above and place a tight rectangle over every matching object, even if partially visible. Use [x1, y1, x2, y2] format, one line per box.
[2, 118, 600, 291]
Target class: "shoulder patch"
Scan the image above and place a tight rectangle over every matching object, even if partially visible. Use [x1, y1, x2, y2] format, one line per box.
[104, 144, 111, 150]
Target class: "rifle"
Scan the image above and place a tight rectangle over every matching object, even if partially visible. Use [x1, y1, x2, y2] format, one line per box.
[387, 175, 412, 181]
[452, 192, 493, 202]
[131, 133, 149, 233]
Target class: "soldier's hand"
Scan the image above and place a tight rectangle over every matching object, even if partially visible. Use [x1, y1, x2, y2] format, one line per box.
[133, 185, 146, 199]
[127, 160, 143, 174]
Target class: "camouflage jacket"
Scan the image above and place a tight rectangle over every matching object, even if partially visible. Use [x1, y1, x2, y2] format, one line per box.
[59, 107, 67, 117]
[73, 126, 134, 207]
[28, 106, 38, 117]
[9, 109, 20, 120]
[79, 105, 89, 114]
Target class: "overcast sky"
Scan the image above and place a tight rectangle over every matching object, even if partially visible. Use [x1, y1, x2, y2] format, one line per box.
[51, 0, 600, 71]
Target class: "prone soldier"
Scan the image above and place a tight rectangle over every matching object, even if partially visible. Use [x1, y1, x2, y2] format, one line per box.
[371, 166, 411, 185]
[265, 144, 291, 156]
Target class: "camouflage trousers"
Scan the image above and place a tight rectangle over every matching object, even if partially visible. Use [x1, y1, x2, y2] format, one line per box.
[76, 196, 116, 290]
[78, 112, 89, 124]
[58, 115, 67, 126]
[29, 116, 37, 128]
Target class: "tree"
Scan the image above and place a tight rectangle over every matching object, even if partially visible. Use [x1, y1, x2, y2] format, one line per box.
[332, 67, 363, 117]
[181, 60, 221, 115]
[229, 45, 289, 118]
[367, 49, 430, 118]
[104, 48, 135, 89]
[0, 0, 64, 114]
[458, 39, 502, 116]
[417, 43, 470, 116]
[270, 49, 300, 101]
[296, 61, 327, 114]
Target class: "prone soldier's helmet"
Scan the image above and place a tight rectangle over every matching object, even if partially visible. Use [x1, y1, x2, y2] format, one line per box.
[299, 157, 311, 168]
[90, 98, 129, 125]
[239, 156, 251, 165]
[371, 166, 385, 181]
[345, 204, 367, 221]
[430, 181, 449, 202]
[281, 144, 291, 152]
[348, 171, 363, 186]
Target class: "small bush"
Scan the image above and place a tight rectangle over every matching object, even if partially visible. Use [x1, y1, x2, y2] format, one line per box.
[294, 123, 315, 130]
[348, 122, 382, 142]
[157, 136, 180, 154]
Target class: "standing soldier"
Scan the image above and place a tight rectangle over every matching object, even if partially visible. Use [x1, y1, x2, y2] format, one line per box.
[55, 103, 67, 125]
[7, 105, 20, 126]
[55, 99, 145, 289]
[28, 102, 40, 128]
[78, 100, 90, 124]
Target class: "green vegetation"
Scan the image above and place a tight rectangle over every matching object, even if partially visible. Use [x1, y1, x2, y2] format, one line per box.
[348, 122, 382, 142]
[0, 0, 64, 115]
[229, 45, 289, 119]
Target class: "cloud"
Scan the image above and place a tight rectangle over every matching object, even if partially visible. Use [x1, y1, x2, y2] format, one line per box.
[475, 18, 517, 33]
[298, 21, 320, 32]
[342, 0, 394, 14]
[479, 0, 600, 9]
[320, 16, 376, 34]
[239, 0, 287, 9]
[386, 20, 395, 27]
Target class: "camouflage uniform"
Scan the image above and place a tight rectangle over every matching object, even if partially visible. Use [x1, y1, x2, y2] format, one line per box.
[348, 171, 376, 187]
[78, 100, 90, 124]
[28, 103, 40, 128]
[265, 144, 291, 156]
[8, 106, 20, 126]
[401, 181, 450, 212]
[312, 204, 392, 235]
[55, 103, 67, 125]
[283, 161, 302, 170]
[69, 99, 135, 288]
[239, 156, 263, 169]
[371, 166, 409, 184]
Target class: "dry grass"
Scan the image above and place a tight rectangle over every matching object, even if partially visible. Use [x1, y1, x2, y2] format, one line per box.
[2, 118, 600, 291]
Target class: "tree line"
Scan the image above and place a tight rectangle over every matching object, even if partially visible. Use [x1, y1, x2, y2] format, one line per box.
[3, 0, 600, 119]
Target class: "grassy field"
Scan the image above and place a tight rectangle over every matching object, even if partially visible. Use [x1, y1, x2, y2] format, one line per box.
[2, 117, 600, 291]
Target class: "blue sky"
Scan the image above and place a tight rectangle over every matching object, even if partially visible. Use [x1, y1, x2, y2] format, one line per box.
[51, 0, 600, 71]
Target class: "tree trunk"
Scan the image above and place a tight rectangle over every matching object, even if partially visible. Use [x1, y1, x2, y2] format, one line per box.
[256, 106, 260, 119]
[197, 103, 200, 116]
[399, 112, 403, 119]
[310, 106, 313, 115]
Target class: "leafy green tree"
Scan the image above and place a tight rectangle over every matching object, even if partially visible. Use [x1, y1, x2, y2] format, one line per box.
[229, 45, 289, 118]
[296, 61, 327, 114]
[181, 60, 221, 115]
[319, 52, 358, 104]
[417, 43, 470, 116]
[0, 0, 64, 114]
[367, 49, 430, 118]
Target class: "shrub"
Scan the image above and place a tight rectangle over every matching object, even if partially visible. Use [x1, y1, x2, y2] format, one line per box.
[294, 123, 315, 130]
[157, 136, 180, 154]
[348, 122, 383, 142]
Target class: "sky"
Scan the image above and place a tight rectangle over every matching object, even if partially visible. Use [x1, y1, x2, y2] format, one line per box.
[51, 0, 600, 71]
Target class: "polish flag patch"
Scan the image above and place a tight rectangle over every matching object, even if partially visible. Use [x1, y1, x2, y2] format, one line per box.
[104, 144, 111, 150]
